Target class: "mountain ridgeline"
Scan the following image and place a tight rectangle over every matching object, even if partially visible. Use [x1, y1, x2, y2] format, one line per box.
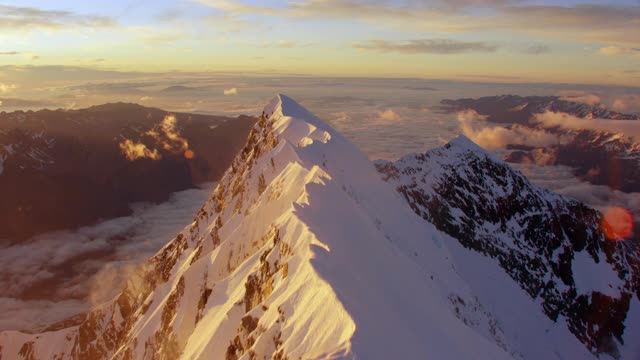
[0, 96, 637, 359]
[0, 103, 256, 242]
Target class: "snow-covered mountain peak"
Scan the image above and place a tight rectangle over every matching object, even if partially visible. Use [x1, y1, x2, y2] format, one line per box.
[0, 96, 607, 360]
[0, 95, 523, 360]
[447, 134, 490, 155]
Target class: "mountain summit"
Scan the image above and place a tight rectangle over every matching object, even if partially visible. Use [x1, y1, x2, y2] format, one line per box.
[0, 95, 609, 359]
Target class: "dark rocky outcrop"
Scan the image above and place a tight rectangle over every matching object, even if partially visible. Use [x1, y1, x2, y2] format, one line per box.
[0, 103, 255, 242]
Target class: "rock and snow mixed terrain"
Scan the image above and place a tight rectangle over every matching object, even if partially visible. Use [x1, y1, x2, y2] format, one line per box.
[0, 95, 636, 359]
[376, 136, 640, 358]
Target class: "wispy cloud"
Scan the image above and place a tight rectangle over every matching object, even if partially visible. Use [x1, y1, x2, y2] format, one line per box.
[457, 109, 563, 149]
[224, 87, 238, 95]
[524, 44, 551, 55]
[261, 40, 317, 48]
[0, 4, 115, 31]
[0, 51, 19, 55]
[558, 90, 602, 106]
[534, 111, 640, 140]
[598, 45, 640, 56]
[193, 1, 640, 45]
[119, 139, 161, 161]
[354, 39, 497, 54]
[0, 83, 17, 93]
[146, 115, 189, 153]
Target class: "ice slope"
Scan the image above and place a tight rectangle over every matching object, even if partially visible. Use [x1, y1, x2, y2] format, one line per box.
[0, 95, 517, 359]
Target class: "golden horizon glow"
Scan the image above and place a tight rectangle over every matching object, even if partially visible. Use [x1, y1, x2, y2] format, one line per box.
[0, 1, 637, 87]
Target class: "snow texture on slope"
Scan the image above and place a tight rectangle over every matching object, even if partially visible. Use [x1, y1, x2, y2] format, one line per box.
[1, 95, 523, 360]
[377, 134, 639, 359]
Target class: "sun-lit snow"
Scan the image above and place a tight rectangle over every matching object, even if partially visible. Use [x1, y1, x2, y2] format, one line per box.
[0, 95, 607, 359]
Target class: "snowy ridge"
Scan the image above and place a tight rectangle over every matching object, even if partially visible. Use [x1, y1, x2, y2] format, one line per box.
[0, 95, 533, 359]
[377, 135, 640, 359]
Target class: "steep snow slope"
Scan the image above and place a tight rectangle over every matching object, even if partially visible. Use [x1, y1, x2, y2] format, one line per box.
[0, 95, 532, 359]
[376, 135, 639, 359]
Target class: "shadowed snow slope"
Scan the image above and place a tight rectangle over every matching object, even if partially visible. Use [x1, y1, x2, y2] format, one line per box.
[377, 135, 638, 359]
[0, 95, 592, 359]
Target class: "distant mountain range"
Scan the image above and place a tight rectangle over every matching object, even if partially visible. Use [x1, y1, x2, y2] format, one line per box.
[0, 103, 255, 242]
[440, 95, 640, 192]
[1, 96, 636, 359]
[440, 95, 639, 124]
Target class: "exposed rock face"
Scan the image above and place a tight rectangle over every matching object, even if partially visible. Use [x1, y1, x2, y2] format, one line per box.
[376, 135, 640, 358]
[0, 103, 255, 242]
[0, 97, 314, 360]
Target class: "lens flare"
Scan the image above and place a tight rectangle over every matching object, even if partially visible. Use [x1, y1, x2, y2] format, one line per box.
[602, 207, 633, 241]
[184, 149, 195, 159]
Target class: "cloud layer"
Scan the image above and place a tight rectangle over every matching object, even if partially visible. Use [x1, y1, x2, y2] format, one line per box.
[534, 111, 640, 140]
[0, 184, 212, 331]
[194, 0, 640, 46]
[457, 109, 563, 149]
[0, 4, 114, 31]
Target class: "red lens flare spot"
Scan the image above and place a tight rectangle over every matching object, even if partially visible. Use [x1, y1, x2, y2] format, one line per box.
[184, 149, 195, 160]
[602, 207, 633, 241]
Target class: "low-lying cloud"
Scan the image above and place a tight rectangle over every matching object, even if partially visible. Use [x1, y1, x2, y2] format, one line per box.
[224, 87, 238, 95]
[0, 83, 17, 93]
[611, 95, 640, 113]
[534, 111, 640, 140]
[146, 114, 189, 153]
[119, 114, 190, 161]
[119, 139, 161, 161]
[513, 162, 640, 234]
[558, 90, 602, 106]
[457, 109, 563, 149]
[377, 109, 401, 122]
[0, 184, 212, 331]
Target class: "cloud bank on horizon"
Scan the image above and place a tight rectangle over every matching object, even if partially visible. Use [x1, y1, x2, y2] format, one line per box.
[0, 0, 637, 85]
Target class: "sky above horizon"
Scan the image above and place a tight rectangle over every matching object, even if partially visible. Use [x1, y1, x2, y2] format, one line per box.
[0, 0, 639, 86]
